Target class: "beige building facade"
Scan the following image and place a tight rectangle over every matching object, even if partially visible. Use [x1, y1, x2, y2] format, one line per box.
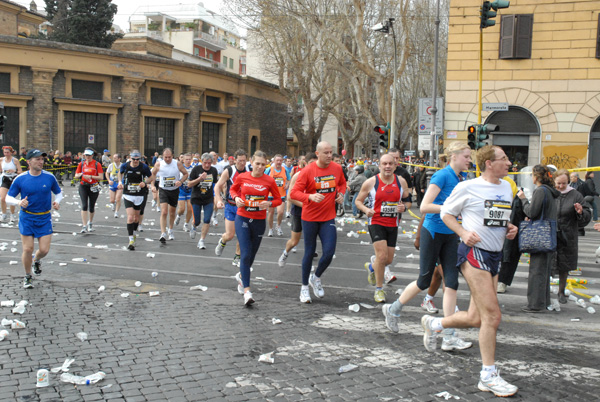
[445, 0, 600, 174]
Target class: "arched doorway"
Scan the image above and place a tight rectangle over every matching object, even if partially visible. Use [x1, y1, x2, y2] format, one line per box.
[589, 117, 600, 191]
[486, 106, 540, 170]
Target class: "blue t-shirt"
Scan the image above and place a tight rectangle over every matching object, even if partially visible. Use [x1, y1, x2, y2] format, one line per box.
[423, 165, 461, 235]
[9, 171, 61, 214]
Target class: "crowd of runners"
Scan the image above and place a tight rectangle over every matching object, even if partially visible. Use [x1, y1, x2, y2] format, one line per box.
[4, 141, 600, 398]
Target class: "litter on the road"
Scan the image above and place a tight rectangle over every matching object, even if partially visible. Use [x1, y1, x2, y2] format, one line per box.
[59, 263, 67, 266]
[98, 286, 105, 292]
[10, 319, 25, 329]
[135, 281, 142, 287]
[435, 391, 460, 400]
[36, 369, 50, 387]
[587, 306, 596, 314]
[571, 318, 581, 322]
[359, 303, 375, 309]
[590, 295, 600, 304]
[60, 371, 106, 385]
[151, 272, 158, 277]
[10, 248, 17, 252]
[121, 293, 129, 298]
[149, 291, 160, 297]
[406, 253, 415, 258]
[348, 304, 360, 312]
[272, 318, 282, 325]
[76, 332, 88, 341]
[0, 329, 9, 341]
[51, 358, 75, 373]
[95, 245, 108, 249]
[338, 364, 358, 374]
[146, 253, 156, 258]
[105, 302, 113, 307]
[258, 352, 274, 364]
[12, 300, 27, 315]
[1, 300, 15, 307]
[190, 285, 208, 291]
[360, 241, 370, 245]
[9, 261, 18, 265]
[11, 241, 17, 245]
[145, 238, 154, 242]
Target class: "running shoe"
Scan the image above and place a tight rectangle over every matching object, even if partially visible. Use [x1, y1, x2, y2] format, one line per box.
[309, 273, 324, 298]
[23, 275, 34, 289]
[477, 371, 518, 397]
[32, 260, 42, 276]
[276, 226, 283, 236]
[156, 205, 161, 212]
[299, 287, 312, 303]
[382, 304, 400, 333]
[87, 222, 94, 232]
[1, 213, 7, 222]
[268, 229, 273, 237]
[441, 334, 473, 351]
[278, 251, 288, 267]
[174, 215, 181, 226]
[243, 291, 255, 306]
[286, 212, 291, 218]
[313, 252, 319, 258]
[128, 240, 135, 251]
[151, 200, 156, 208]
[111, 203, 115, 211]
[235, 272, 244, 294]
[215, 240, 226, 256]
[291, 247, 297, 253]
[364, 262, 376, 286]
[212, 217, 218, 227]
[159, 233, 167, 244]
[374, 289, 386, 303]
[421, 299, 439, 313]
[421, 315, 438, 352]
[80, 226, 87, 234]
[384, 270, 397, 284]
[197, 239, 205, 249]
[114, 212, 118, 218]
[168, 230, 174, 240]
[138, 224, 144, 232]
[497, 282, 507, 293]
[232, 254, 240, 267]
[189, 226, 197, 239]
[9, 214, 15, 223]
[183, 223, 190, 232]
[371, 255, 376, 265]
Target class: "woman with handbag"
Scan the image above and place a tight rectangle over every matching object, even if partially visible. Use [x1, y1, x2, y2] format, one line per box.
[517, 165, 560, 312]
[553, 169, 592, 304]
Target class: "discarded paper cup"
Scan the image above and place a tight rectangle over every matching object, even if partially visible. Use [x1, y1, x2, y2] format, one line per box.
[135, 281, 142, 287]
[37, 369, 50, 387]
[348, 304, 360, 312]
[149, 291, 160, 297]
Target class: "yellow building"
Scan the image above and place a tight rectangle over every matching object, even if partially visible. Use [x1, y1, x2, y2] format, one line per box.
[445, 0, 600, 175]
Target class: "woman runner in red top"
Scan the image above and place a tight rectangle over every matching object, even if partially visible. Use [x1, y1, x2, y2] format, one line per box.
[75, 148, 103, 233]
[355, 153, 410, 303]
[229, 150, 282, 306]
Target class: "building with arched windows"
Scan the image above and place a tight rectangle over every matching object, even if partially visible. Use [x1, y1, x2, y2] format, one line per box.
[444, 0, 600, 188]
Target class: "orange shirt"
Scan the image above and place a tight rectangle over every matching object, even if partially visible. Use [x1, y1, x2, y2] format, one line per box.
[290, 161, 347, 222]
[268, 167, 288, 198]
[76, 160, 103, 185]
[230, 172, 282, 220]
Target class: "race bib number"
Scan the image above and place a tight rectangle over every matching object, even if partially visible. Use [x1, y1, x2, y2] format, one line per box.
[380, 201, 398, 218]
[483, 200, 511, 227]
[127, 183, 141, 192]
[200, 176, 214, 194]
[244, 195, 265, 212]
[90, 183, 101, 193]
[275, 177, 285, 188]
[162, 176, 176, 188]
[315, 175, 336, 194]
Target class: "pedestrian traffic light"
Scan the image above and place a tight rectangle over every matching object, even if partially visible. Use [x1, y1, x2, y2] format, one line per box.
[374, 125, 389, 148]
[478, 123, 499, 148]
[0, 110, 5, 135]
[481, 0, 509, 29]
[467, 125, 478, 150]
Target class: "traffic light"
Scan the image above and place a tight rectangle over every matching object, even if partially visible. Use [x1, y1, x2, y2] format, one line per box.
[478, 123, 499, 148]
[481, 0, 509, 29]
[374, 125, 389, 148]
[0, 109, 5, 135]
[467, 125, 478, 150]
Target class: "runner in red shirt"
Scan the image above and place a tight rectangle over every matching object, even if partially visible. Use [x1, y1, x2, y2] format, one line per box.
[229, 150, 282, 306]
[75, 148, 103, 233]
[290, 141, 346, 303]
[355, 153, 410, 303]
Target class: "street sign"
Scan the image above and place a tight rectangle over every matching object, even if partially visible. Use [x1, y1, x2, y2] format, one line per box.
[404, 150, 416, 157]
[88, 135, 94, 144]
[418, 98, 444, 136]
[158, 137, 164, 146]
[418, 136, 431, 151]
[482, 102, 509, 111]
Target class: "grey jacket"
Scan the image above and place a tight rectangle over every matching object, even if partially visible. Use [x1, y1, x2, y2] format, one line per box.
[522, 184, 560, 222]
[554, 188, 592, 272]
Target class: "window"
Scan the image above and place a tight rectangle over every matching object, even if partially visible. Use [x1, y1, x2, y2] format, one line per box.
[229, 58, 233, 69]
[206, 96, 220, 112]
[202, 122, 220, 152]
[63, 112, 109, 155]
[194, 47, 199, 56]
[499, 15, 533, 59]
[151, 88, 173, 107]
[72, 79, 104, 100]
[223, 56, 228, 66]
[0, 73, 10, 93]
[208, 53, 213, 60]
[1, 107, 19, 148]
[145, 117, 175, 156]
[596, 14, 600, 59]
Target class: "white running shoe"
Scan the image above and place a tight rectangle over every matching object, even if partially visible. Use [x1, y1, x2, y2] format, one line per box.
[189, 226, 197, 239]
[87, 222, 94, 232]
[382, 304, 400, 333]
[151, 200, 156, 208]
[309, 273, 324, 298]
[9, 214, 15, 223]
[183, 223, 190, 232]
[235, 272, 244, 294]
[215, 240, 225, 256]
[197, 239, 206, 249]
[268, 229, 273, 237]
[1, 213, 6, 222]
[174, 215, 181, 226]
[299, 288, 312, 303]
[291, 247, 297, 253]
[168, 229, 174, 240]
[384, 270, 397, 284]
[441, 334, 473, 351]
[278, 251, 288, 267]
[421, 315, 438, 352]
[478, 371, 518, 397]
[114, 212, 118, 218]
[156, 205, 161, 212]
[138, 224, 144, 232]
[276, 226, 283, 236]
[212, 218, 218, 227]
[421, 299, 439, 314]
[110, 203, 115, 211]
[244, 291, 255, 306]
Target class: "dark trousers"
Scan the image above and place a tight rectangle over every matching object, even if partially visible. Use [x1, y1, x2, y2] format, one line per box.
[527, 252, 552, 310]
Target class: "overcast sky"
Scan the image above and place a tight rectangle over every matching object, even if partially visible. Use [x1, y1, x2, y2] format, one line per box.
[17, 0, 226, 32]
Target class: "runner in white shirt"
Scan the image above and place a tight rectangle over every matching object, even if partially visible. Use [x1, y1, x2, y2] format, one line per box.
[423, 145, 518, 397]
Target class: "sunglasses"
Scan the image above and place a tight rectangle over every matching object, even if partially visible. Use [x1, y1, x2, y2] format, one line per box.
[131, 158, 140, 161]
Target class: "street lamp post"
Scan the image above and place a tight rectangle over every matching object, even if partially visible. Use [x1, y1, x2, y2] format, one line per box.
[429, 0, 441, 167]
[372, 18, 397, 150]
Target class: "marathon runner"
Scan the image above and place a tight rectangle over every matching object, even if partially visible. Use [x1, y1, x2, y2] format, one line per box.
[105, 153, 123, 219]
[0, 146, 23, 223]
[266, 154, 290, 237]
[174, 153, 194, 232]
[75, 148, 103, 233]
[187, 153, 218, 249]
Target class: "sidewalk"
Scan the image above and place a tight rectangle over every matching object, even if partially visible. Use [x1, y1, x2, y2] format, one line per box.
[1, 263, 599, 402]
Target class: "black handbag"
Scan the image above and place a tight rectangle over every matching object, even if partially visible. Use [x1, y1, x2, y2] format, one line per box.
[518, 187, 557, 254]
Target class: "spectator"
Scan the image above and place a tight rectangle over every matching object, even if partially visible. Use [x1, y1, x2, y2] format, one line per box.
[553, 169, 592, 304]
[584, 171, 599, 222]
[517, 165, 560, 313]
[348, 165, 367, 217]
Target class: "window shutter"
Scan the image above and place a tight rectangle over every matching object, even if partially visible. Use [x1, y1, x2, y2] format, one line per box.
[499, 15, 515, 59]
[515, 14, 533, 59]
[596, 14, 600, 59]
